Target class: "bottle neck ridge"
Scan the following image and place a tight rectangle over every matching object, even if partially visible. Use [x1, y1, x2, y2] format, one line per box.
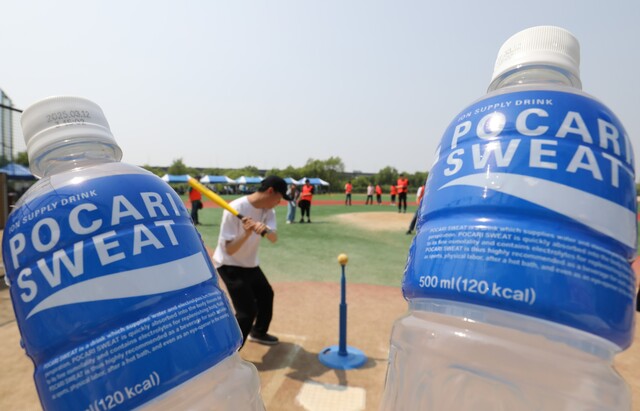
[31, 141, 122, 178]
[488, 65, 582, 92]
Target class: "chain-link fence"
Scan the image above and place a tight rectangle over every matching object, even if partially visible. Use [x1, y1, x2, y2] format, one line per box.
[0, 90, 23, 166]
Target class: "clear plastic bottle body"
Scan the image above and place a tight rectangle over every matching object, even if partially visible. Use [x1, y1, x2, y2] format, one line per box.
[381, 62, 635, 410]
[381, 300, 630, 411]
[137, 353, 264, 411]
[5, 141, 264, 410]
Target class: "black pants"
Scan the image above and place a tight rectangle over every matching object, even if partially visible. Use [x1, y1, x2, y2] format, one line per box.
[190, 200, 201, 224]
[376, 194, 381, 204]
[408, 210, 419, 232]
[365, 195, 373, 205]
[299, 200, 311, 220]
[217, 265, 274, 346]
[345, 193, 351, 205]
[398, 192, 407, 212]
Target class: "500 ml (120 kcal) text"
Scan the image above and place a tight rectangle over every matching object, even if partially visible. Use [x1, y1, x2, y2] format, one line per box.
[418, 275, 536, 305]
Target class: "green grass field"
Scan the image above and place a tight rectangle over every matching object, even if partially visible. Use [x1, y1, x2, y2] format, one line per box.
[191, 192, 640, 288]
[192, 194, 417, 287]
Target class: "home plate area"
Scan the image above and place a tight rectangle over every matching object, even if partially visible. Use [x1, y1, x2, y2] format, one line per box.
[239, 282, 408, 410]
[296, 381, 366, 411]
[1, 280, 638, 409]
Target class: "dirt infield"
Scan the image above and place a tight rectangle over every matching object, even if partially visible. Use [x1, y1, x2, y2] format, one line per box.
[0, 282, 407, 411]
[2, 281, 640, 410]
[1, 210, 640, 410]
[330, 212, 413, 231]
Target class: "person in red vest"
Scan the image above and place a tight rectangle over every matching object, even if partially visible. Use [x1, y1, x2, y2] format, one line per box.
[345, 181, 352, 206]
[298, 179, 314, 223]
[390, 184, 397, 206]
[375, 184, 383, 205]
[188, 183, 203, 225]
[396, 174, 409, 213]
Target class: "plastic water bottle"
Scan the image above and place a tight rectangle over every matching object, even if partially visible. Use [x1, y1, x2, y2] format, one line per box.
[381, 26, 636, 410]
[2, 96, 265, 410]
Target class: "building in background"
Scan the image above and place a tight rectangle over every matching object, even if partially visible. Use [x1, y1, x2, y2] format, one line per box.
[0, 89, 20, 166]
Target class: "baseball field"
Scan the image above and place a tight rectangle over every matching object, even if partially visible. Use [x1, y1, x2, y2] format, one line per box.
[0, 194, 638, 410]
[196, 194, 418, 286]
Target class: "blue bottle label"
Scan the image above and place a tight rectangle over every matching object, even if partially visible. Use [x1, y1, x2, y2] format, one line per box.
[3, 172, 241, 410]
[404, 90, 637, 348]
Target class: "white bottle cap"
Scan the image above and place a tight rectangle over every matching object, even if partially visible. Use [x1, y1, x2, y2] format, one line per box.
[21, 96, 123, 169]
[490, 26, 581, 85]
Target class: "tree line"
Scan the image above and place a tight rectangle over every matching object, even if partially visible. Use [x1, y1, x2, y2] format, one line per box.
[147, 156, 429, 193]
[12, 152, 429, 193]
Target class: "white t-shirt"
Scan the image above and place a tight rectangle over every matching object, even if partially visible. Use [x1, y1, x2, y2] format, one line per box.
[212, 196, 277, 268]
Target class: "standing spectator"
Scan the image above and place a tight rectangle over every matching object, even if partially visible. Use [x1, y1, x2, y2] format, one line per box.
[375, 184, 383, 205]
[188, 184, 203, 225]
[212, 176, 291, 347]
[345, 181, 353, 206]
[299, 179, 314, 223]
[365, 183, 374, 205]
[397, 174, 409, 213]
[406, 184, 426, 235]
[286, 183, 300, 224]
[634, 259, 640, 312]
[390, 184, 397, 206]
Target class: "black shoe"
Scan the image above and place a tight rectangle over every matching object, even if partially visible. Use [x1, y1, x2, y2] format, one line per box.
[248, 332, 279, 345]
[307, 219, 311, 223]
[299, 219, 305, 223]
[406, 230, 412, 235]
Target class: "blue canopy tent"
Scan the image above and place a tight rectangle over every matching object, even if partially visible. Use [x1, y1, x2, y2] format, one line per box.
[200, 175, 236, 184]
[284, 177, 299, 185]
[161, 174, 190, 183]
[298, 177, 329, 186]
[235, 176, 262, 194]
[235, 176, 263, 185]
[0, 163, 36, 180]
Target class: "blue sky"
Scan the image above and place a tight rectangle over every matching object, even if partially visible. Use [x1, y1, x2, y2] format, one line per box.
[1, 0, 638, 175]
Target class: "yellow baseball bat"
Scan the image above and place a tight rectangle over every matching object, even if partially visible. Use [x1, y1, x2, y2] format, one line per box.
[188, 177, 273, 237]
[188, 177, 244, 219]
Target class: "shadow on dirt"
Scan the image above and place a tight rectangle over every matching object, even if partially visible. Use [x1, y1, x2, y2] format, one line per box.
[252, 341, 384, 386]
